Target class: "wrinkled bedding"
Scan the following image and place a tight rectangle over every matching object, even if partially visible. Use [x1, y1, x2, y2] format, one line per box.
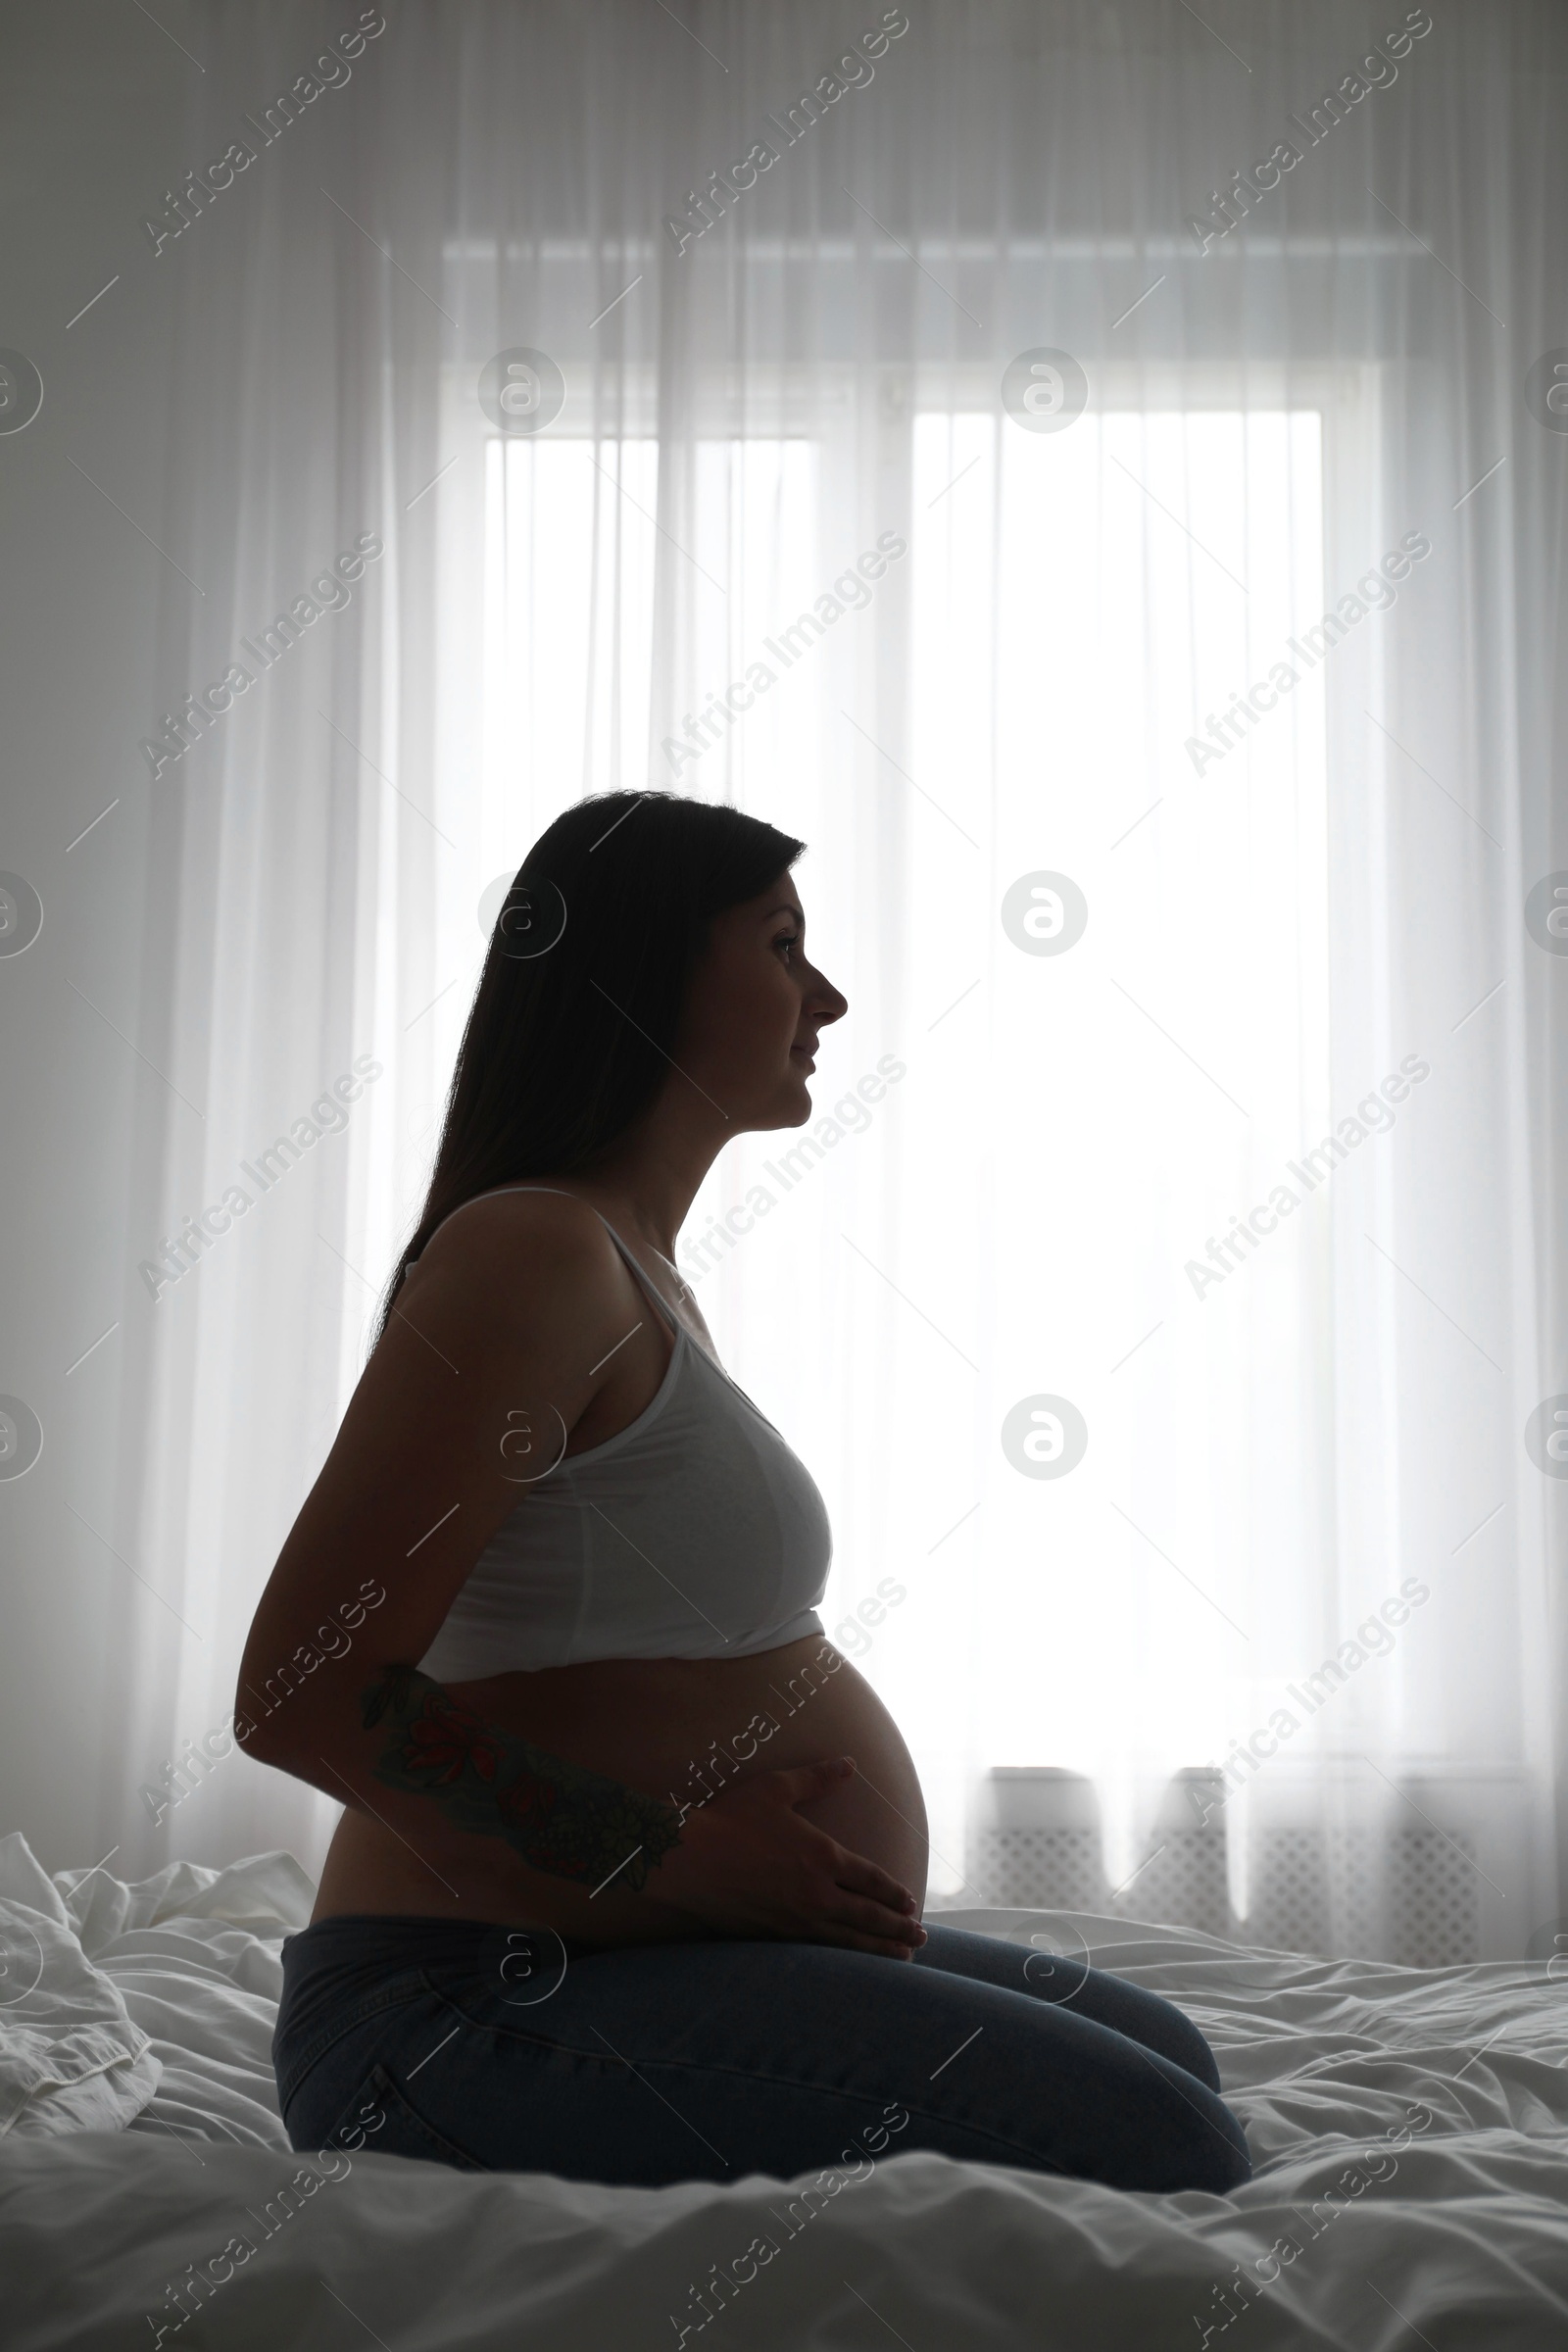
[0, 1833, 1564, 2349]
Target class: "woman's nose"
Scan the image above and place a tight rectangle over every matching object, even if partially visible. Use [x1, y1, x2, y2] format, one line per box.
[814, 976, 849, 1023]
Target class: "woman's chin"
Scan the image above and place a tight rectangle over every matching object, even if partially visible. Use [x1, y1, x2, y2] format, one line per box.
[734, 1065, 815, 1134]
[760, 1083, 814, 1132]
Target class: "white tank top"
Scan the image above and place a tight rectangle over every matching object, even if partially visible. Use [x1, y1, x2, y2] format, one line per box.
[414, 1187, 831, 1677]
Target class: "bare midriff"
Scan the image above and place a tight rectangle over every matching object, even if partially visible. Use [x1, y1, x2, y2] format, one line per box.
[310, 1635, 929, 1943]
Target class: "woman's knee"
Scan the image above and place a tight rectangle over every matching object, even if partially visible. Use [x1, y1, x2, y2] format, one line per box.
[1173, 2090, 1252, 2194]
[1156, 2006, 1223, 2094]
[1098, 1978, 1223, 2094]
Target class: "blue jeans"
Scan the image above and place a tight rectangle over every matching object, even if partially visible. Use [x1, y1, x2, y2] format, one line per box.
[273, 1913, 1250, 2194]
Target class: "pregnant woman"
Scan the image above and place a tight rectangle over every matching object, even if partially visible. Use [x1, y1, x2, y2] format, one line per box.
[246, 789, 1250, 2193]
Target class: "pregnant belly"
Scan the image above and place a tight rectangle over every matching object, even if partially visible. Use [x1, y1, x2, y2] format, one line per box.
[312, 1637, 929, 1942]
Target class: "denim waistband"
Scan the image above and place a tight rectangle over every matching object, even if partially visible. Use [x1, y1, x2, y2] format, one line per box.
[279, 1911, 603, 1986]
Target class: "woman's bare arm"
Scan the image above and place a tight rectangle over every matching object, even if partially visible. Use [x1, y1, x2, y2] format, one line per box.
[355, 1659, 681, 1891]
[234, 1193, 683, 1891]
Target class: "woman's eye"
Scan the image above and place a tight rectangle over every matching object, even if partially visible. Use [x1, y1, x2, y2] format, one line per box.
[775, 932, 800, 956]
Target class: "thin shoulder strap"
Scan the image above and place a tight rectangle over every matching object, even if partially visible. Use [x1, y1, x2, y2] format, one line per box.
[589, 1217, 683, 1337]
[410, 1183, 681, 1336]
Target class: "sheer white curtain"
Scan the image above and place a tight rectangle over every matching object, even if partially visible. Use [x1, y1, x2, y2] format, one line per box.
[107, 0, 1566, 1963]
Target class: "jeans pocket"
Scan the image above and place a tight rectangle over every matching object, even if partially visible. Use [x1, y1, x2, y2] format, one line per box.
[309, 2058, 487, 2175]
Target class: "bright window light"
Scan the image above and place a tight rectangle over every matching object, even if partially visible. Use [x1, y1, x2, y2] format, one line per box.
[906, 406, 1330, 1893]
[482, 436, 661, 844]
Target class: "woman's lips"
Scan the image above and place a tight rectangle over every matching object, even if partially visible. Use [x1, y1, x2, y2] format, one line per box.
[790, 1045, 816, 1069]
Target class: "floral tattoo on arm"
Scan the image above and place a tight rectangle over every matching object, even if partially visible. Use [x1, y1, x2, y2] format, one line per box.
[361, 1665, 684, 1892]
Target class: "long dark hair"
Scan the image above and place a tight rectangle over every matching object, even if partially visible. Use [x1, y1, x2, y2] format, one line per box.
[372, 790, 806, 1347]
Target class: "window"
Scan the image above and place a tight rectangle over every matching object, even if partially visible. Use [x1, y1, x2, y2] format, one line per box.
[483, 435, 661, 839]
[906, 402, 1332, 1896]
[454, 377, 1343, 1904]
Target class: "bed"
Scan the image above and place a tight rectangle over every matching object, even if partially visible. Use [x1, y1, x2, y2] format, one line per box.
[1, 1829, 1564, 2350]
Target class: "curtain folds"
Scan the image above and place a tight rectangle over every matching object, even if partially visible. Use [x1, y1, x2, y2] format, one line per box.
[106, 0, 1566, 1963]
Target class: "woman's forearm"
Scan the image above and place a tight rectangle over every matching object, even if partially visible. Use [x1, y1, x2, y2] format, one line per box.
[358, 1663, 686, 1892]
[240, 1656, 687, 1897]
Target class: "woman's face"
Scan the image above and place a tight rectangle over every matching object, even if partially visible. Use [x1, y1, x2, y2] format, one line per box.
[674, 873, 849, 1131]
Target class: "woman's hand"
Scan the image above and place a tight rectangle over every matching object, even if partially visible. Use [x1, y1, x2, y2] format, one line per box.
[645, 1756, 926, 1959]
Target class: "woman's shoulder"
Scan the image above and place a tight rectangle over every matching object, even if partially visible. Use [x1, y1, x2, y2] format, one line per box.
[405, 1184, 615, 1298]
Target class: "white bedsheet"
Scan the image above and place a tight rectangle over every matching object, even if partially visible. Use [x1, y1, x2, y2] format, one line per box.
[0, 1834, 162, 2140]
[1, 1837, 1565, 2349]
